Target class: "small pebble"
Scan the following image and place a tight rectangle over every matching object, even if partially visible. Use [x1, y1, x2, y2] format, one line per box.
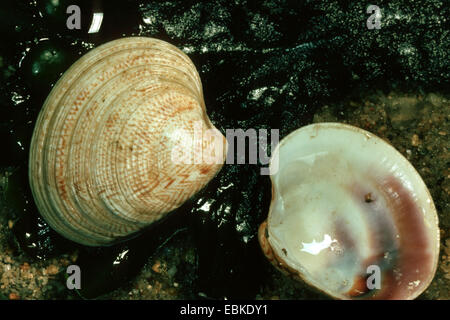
[152, 261, 161, 273]
[411, 134, 420, 147]
[20, 262, 30, 272]
[9, 292, 20, 300]
[46, 265, 59, 275]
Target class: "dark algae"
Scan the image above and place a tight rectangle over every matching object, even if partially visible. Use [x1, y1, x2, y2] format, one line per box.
[0, 0, 448, 299]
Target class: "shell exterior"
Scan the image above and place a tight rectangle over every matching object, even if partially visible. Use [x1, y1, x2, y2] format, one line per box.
[29, 37, 226, 246]
[259, 122, 440, 299]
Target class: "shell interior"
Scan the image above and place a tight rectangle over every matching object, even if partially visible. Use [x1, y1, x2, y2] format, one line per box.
[267, 123, 439, 299]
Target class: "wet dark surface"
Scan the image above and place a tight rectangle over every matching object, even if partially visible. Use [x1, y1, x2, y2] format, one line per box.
[0, 0, 448, 299]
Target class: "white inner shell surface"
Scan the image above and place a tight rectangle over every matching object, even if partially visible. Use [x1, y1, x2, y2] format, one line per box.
[267, 123, 439, 299]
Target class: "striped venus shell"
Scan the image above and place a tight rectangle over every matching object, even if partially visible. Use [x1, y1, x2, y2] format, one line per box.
[258, 123, 440, 299]
[29, 37, 226, 246]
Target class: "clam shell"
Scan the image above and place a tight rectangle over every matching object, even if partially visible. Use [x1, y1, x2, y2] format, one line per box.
[29, 37, 226, 246]
[259, 122, 439, 299]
